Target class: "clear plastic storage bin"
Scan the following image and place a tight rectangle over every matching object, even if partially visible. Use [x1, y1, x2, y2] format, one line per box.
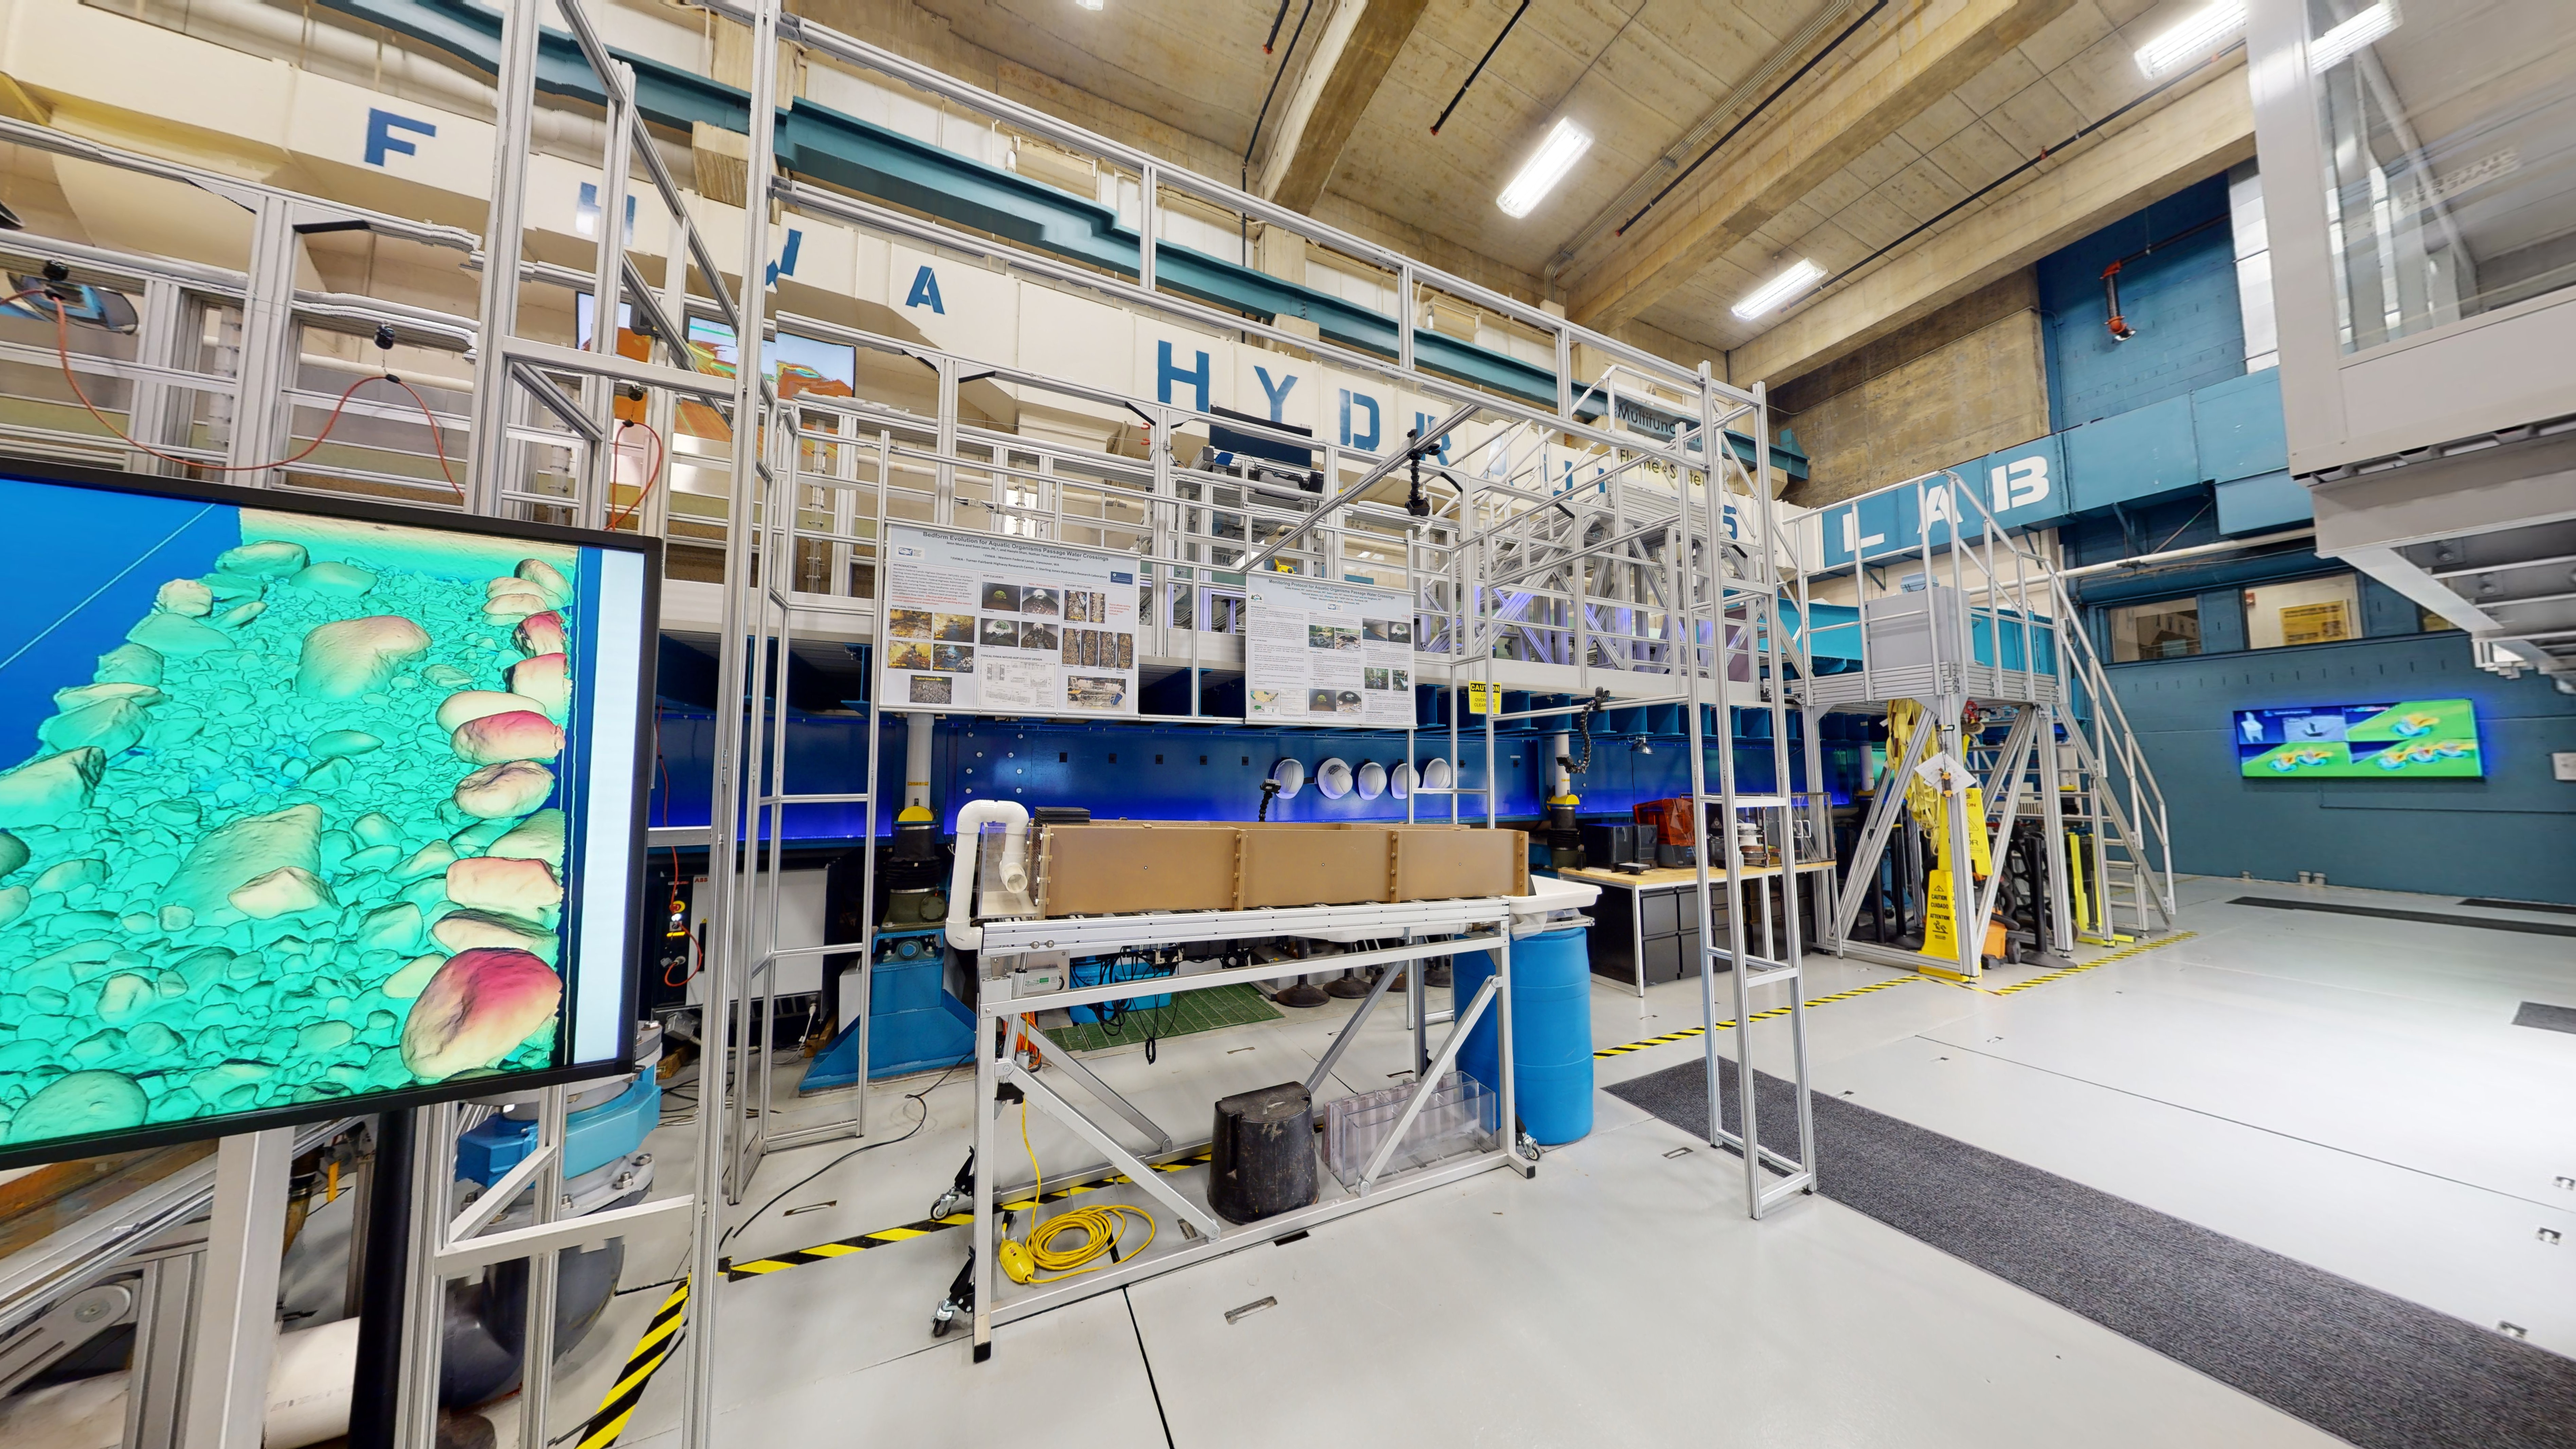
[1319, 1071, 1497, 1191]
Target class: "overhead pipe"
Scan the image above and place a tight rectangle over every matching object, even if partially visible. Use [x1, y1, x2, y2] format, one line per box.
[2056, 526, 2316, 579]
[1431, 0, 1529, 136]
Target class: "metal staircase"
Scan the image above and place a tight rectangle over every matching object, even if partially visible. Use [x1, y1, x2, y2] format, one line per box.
[1807, 470, 2177, 976]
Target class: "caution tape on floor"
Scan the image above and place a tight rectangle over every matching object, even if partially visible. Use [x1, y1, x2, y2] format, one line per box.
[717, 1147, 1214, 1280]
[1591, 972, 1924, 1057]
[1976, 929, 2196, 994]
[573, 1280, 687, 1449]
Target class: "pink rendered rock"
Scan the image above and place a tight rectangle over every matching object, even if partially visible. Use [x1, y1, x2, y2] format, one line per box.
[430, 910, 556, 960]
[445, 855, 563, 924]
[398, 947, 562, 1081]
[507, 654, 569, 722]
[451, 711, 563, 766]
[452, 761, 556, 819]
[435, 690, 550, 733]
[296, 616, 431, 699]
[514, 612, 566, 656]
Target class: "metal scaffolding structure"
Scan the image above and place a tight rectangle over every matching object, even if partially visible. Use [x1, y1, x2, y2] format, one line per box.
[1803, 470, 2174, 982]
[0, 0, 1851, 1440]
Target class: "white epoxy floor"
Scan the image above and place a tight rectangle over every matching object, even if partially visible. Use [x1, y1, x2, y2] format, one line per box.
[578, 876, 2576, 1449]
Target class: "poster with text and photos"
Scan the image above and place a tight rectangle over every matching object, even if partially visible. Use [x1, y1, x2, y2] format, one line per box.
[880, 525, 1139, 718]
[1244, 572, 1414, 728]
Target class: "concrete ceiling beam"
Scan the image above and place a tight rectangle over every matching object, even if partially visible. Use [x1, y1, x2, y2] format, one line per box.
[1256, 0, 1433, 214]
[1732, 62, 2251, 388]
[1563, 0, 2075, 335]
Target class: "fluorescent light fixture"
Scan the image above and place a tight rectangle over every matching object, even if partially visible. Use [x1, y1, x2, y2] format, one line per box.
[2135, 0, 2246, 75]
[1074, 0, 1103, 9]
[1497, 119, 1593, 219]
[1732, 259, 1824, 321]
[2308, 0, 2396, 72]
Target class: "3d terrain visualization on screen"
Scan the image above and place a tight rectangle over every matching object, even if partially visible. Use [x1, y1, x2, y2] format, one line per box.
[0, 489, 593, 1156]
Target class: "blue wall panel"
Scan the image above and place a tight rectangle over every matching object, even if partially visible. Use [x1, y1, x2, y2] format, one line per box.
[2041, 172, 2245, 429]
[2190, 368, 2289, 483]
[2106, 633, 2576, 903]
[2063, 394, 2204, 512]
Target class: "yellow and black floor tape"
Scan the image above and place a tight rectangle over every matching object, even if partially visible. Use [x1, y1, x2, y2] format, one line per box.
[1591, 971, 1923, 1057]
[578, 932, 2201, 1448]
[718, 1147, 1214, 1280]
[573, 1280, 687, 1449]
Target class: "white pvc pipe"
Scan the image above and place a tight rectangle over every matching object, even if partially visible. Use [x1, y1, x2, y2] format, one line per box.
[264, 1318, 361, 1449]
[943, 798, 1029, 950]
[1548, 730, 1572, 797]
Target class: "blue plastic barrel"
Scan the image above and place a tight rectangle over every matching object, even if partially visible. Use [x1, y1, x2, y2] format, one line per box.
[1452, 926, 1593, 1145]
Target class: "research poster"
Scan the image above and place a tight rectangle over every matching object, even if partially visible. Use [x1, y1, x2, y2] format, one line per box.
[1244, 572, 1415, 728]
[880, 525, 1139, 718]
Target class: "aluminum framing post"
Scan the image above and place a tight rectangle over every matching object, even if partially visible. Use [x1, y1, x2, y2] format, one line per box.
[182, 1127, 292, 1449]
[688, 0, 783, 1438]
[466, 0, 544, 516]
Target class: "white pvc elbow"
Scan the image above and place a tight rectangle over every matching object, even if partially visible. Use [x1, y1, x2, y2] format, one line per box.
[944, 799, 1030, 950]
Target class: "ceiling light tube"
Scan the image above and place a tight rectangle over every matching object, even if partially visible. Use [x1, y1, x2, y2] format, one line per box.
[1497, 119, 1593, 219]
[2134, 0, 2246, 76]
[2308, 0, 2397, 73]
[1732, 259, 1824, 321]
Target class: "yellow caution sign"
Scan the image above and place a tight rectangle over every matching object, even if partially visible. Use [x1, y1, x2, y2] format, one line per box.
[1466, 682, 1497, 715]
[1964, 784, 1993, 878]
[1924, 865, 1960, 961]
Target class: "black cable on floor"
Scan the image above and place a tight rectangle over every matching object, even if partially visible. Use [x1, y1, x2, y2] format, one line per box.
[1123, 1288, 1178, 1449]
[718, 1055, 971, 1250]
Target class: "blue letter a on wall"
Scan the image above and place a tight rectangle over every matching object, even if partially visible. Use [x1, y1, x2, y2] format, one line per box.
[906, 266, 945, 314]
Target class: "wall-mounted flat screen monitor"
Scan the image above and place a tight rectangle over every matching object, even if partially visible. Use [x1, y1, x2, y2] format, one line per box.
[2235, 699, 2482, 779]
[0, 458, 657, 1167]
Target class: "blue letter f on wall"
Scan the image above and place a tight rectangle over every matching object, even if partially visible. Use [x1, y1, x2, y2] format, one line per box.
[364, 109, 437, 168]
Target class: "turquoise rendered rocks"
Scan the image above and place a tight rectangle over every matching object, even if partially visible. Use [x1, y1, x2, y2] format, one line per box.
[8, 1070, 148, 1142]
[0, 831, 26, 879]
[487, 810, 565, 868]
[165, 803, 324, 916]
[217, 540, 308, 575]
[155, 579, 214, 616]
[310, 730, 383, 760]
[127, 612, 234, 656]
[291, 562, 378, 596]
[229, 866, 336, 921]
[296, 616, 431, 699]
[39, 698, 150, 756]
[95, 643, 163, 685]
[0, 748, 104, 827]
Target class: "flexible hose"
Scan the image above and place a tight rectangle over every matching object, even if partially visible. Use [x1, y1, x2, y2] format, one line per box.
[1006, 1104, 1155, 1283]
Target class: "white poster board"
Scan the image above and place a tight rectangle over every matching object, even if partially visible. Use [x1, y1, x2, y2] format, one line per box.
[1244, 572, 1415, 727]
[879, 524, 1141, 718]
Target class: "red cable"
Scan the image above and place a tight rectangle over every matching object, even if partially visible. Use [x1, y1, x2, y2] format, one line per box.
[18, 289, 465, 501]
[608, 418, 665, 532]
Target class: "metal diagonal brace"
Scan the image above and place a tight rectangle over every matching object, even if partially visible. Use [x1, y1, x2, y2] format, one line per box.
[510, 361, 607, 443]
[1239, 402, 1477, 575]
[1003, 1062, 1224, 1240]
[446, 1141, 559, 1244]
[1301, 949, 1408, 1097]
[1016, 1021, 1176, 1154]
[1360, 975, 1499, 1191]
[1829, 710, 1934, 947]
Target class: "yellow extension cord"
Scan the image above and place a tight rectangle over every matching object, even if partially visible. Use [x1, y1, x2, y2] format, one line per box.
[998, 1104, 1157, 1285]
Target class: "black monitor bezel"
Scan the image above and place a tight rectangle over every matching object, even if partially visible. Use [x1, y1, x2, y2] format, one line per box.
[0, 453, 663, 1170]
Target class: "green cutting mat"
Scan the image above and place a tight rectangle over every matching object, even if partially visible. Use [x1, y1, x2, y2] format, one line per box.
[1047, 982, 1282, 1053]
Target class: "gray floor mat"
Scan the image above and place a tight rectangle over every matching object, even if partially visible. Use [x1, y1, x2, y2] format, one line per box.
[2514, 1001, 2576, 1035]
[1608, 1058, 2576, 1449]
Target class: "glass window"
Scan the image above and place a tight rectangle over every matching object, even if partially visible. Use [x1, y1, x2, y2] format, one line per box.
[2245, 575, 2362, 649]
[2309, 0, 2576, 352]
[2108, 598, 2202, 662]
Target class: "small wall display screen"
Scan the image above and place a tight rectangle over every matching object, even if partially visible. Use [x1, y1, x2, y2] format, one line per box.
[2235, 699, 2482, 778]
[0, 461, 655, 1167]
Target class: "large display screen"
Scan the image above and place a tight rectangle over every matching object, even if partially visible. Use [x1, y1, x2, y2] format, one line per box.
[0, 459, 656, 1167]
[2235, 699, 2483, 778]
